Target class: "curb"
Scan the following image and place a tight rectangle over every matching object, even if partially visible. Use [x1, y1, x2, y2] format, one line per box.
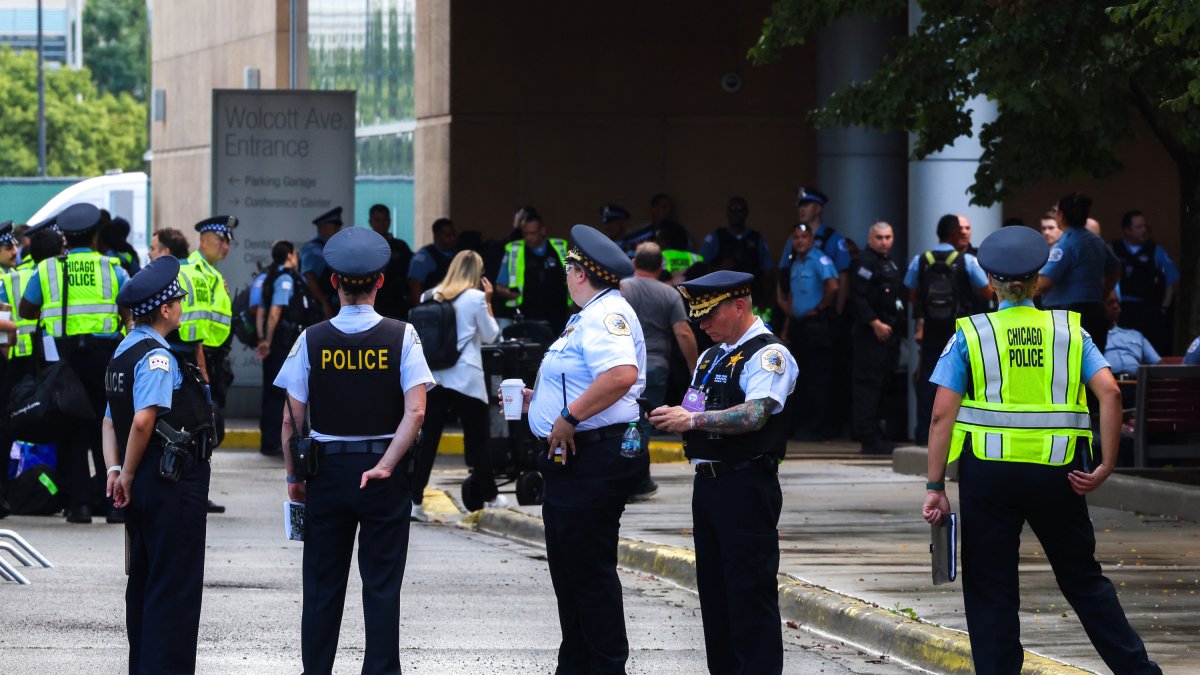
[220, 428, 688, 463]
[893, 446, 1200, 522]
[462, 507, 1092, 675]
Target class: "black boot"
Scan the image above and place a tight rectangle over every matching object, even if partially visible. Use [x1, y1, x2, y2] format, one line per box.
[65, 504, 93, 524]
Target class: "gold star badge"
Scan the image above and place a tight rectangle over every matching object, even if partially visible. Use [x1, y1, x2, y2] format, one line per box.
[725, 352, 744, 369]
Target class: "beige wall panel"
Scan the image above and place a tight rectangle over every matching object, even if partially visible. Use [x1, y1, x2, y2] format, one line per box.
[414, 118, 451, 248]
[415, 0, 451, 119]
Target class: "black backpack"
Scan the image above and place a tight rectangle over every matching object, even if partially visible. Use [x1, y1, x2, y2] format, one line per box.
[408, 296, 461, 370]
[5, 464, 63, 516]
[918, 250, 968, 321]
[230, 284, 258, 348]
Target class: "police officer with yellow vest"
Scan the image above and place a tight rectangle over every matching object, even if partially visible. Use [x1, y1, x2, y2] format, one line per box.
[922, 226, 1161, 675]
[20, 203, 129, 523]
[185, 216, 236, 408]
[494, 208, 571, 334]
[274, 226, 433, 675]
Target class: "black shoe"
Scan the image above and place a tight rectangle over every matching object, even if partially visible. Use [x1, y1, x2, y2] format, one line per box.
[206, 499, 226, 514]
[106, 508, 126, 524]
[65, 504, 93, 524]
[627, 477, 658, 503]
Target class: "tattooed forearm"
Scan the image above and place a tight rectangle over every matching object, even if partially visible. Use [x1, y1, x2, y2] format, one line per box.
[693, 398, 771, 434]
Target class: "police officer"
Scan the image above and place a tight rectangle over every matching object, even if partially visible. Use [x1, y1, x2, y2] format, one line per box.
[406, 217, 457, 305]
[649, 270, 798, 674]
[274, 226, 433, 675]
[922, 226, 1161, 675]
[187, 216, 237, 408]
[19, 202, 129, 523]
[777, 222, 837, 440]
[516, 224, 646, 673]
[1111, 210, 1178, 355]
[1038, 192, 1120, 353]
[0, 221, 26, 504]
[494, 208, 571, 334]
[849, 222, 903, 454]
[103, 255, 215, 674]
[301, 206, 345, 319]
[701, 197, 776, 311]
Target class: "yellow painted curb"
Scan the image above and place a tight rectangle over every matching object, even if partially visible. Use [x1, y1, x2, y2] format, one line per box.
[222, 428, 260, 450]
[422, 487, 461, 518]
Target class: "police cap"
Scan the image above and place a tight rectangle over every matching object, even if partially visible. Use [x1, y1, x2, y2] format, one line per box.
[676, 270, 754, 321]
[796, 186, 829, 206]
[600, 204, 630, 225]
[26, 215, 59, 236]
[566, 224, 634, 284]
[323, 226, 390, 287]
[57, 203, 103, 234]
[195, 215, 238, 241]
[117, 255, 187, 318]
[977, 225, 1049, 281]
[0, 221, 13, 247]
[312, 206, 344, 226]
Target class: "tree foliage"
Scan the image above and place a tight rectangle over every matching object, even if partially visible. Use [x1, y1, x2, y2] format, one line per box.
[0, 48, 147, 176]
[83, 0, 149, 100]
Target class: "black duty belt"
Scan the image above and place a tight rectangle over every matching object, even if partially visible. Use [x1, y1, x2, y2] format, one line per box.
[316, 439, 391, 456]
[694, 454, 778, 479]
[539, 423, 628, 447]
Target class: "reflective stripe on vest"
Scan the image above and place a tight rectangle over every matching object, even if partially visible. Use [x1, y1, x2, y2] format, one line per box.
[182, 253, 233, 347]
[37, 253, 122, 338]
[950, 307, 1091, 466]
[504, 239, 570, 308]
[662, 250, 703, 274]
[5, 264, 37, 357]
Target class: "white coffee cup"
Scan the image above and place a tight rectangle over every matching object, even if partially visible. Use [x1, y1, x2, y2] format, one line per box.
[500, 378, 526, 420]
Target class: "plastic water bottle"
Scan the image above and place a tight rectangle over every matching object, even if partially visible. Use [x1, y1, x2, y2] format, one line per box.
[620, 423, 643, 458]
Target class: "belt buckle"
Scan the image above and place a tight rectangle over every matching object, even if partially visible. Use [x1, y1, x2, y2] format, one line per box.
[698, 462, 718, 479]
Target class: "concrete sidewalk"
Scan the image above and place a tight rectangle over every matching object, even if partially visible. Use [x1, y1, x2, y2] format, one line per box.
[427, 449, 1200, 674]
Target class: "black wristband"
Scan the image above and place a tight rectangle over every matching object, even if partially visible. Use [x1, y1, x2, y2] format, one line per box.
[926, 481, 945, 491]
[560, 406, 581, 426]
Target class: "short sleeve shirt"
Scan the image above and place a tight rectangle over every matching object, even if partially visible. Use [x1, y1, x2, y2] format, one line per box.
[271, 268, 294, 307]
[619, 275, 687, 371]
[786, 249, 837, 316]
[527, 289, 647, 437]
[103, 325, 184, 418]
[902, 243, 989, 291]
[299, 237, 327, 279]
[1104, 326, 1161, 376]
[407, 244, 454, 283]
[249, 272, 267, 309]
[689, 318, 798, 414]
[1184, 337, 1200, 365]
[1040, 228, 1118, 306]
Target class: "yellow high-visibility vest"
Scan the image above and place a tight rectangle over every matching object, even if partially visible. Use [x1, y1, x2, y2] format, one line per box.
[950, 306, 1092, 465]
[504, 239, 571, 309]
[37, 251, 122, 337]
[4, 261, 37, 357]
[183, 251, 232, 347]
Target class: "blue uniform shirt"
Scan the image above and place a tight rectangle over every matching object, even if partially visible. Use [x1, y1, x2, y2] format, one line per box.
[701, 227, 775, 273]
[407, 244, 456, 283]
[785, 248, 837, 316]
[1184, 337, 1200, 365]
[23, 247, 129, 339]
[104, 325, 184, 418]
[816, 224, 853, 273]
[496, 241, 551, 287]
[1040, 227, 1120, 306]
[299, 237, 327, 280]
[902, 243, 989, 291]
[249, 271, 267, 309]
[1104, 326, 1161, 376]
[270, 266, 294, 307]
[931, 299, 1110, 395]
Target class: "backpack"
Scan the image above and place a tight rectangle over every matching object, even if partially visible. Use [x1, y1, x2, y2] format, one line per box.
[408, 296, 461, 370]
[918, 250, 968, 321]
[230, 285, 258, 348]
[5, 464, 63, 516]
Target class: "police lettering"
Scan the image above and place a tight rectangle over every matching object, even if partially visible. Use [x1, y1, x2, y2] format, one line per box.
[1009, 347, 1044, 367]
[67, 259, 97, 287]
[1006, 326, 1043, 346]
[320, 347, 389, 370]
[105, 370, 127, 394]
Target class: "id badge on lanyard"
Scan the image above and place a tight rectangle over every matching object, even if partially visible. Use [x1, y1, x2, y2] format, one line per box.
[682, 349, 732, 414]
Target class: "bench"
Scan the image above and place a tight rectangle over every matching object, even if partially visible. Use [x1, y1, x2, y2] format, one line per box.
[1133, 364, 1200, 468]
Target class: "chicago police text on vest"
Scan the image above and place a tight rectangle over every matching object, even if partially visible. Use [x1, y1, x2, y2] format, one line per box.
[320, 347, 390, 370]
[1007, 326, 1044, 367]
[68, 258, 99, 286]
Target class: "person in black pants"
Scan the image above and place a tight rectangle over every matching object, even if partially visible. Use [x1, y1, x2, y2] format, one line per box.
[650, 271, 798, 674]
[409, 250, 502, 518]
[274, 227, 433, 675]
[848, 222, 904, 454]
[104, 255, 215, 674]
[255, 241, 303, 456]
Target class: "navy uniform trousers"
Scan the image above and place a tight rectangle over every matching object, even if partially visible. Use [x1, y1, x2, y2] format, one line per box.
[302, 453, 411, 675]
[958, 450, 1160, 675]
[693, 461, 783, 675]
[538, 433, 647, 674]
[125, 444, 210, 675]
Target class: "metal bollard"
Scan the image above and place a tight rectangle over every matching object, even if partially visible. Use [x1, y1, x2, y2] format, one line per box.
[0, 529, 53, 568]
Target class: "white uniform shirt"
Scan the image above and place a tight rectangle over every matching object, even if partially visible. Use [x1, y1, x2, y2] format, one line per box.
[528, 288, 646, 437]
[274, 304, 435, 441]
[421, 288, 501, 403]
[693, 317, 798, 414]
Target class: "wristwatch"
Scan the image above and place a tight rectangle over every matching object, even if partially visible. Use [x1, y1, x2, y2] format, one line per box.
[560, 406, 581, 426]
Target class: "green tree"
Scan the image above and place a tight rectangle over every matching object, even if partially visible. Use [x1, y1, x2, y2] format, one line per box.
[751, 1, 1200, 340]
[83, 0, 148, 100]
[0, 48, 146, 176]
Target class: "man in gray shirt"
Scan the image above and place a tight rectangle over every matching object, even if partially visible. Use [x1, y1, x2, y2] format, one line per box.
[621, 243, 699, 500]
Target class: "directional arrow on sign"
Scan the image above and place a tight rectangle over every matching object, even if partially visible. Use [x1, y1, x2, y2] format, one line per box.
[229, 176, 240, 185]
[230, 198, 240, 206]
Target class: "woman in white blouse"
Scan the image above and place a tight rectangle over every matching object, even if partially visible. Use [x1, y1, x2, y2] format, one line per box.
[410, 250, 503, 521]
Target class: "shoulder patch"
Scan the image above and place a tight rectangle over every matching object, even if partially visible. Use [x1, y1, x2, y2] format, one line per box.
[837, 238, 849, 252]
[288, 332, 304, 358]
[940, 335, 957, 357]
[856, 266, 874, 280]
[1080, 328, 1092, 340]
[1187, 337, 1199, 355]
[603, 313, 632, 336]
[147, 353, 171, 373]
[819, 255, 832, 266]
[1048, 247, 1064, 262]
[761, 348, 786, 375]
[281, 280, 293, 291]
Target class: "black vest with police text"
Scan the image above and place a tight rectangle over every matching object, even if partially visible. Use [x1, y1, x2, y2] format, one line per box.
[682, 333, 790, 462]
[305, 318, 407, 436]
[105, 337, 215, 457]
[1112, 240, 1164, 303]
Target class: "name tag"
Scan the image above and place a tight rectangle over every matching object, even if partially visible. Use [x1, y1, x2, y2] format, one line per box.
[682, 387, 706, 413]
[320, 347, 389, 370]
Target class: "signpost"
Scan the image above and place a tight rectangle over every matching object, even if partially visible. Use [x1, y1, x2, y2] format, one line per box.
[212, 89, 355, 391]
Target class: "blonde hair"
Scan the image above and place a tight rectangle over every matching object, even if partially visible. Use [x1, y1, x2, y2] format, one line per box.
[433, 250, 485, 302]
[993, 276, 1036, 303]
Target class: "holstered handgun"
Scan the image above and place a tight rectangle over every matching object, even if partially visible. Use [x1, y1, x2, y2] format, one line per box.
[154, 420, 194, 483]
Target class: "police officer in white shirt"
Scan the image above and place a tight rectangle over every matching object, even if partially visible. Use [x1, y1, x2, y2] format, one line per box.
[514, 224, 647, 674]
[649, 270, 798, 674]
[273, 226, 434, 675]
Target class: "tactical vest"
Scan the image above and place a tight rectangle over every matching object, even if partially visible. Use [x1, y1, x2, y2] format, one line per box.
[37, 251, 121, 337]
[420, 244, 455, 290]
[857, 248, 903, 325]
[662, 249, 703, 275]
[1111, 240, 1164, 303]
[184, 251, 232, 347]
[4, 261, 36, 357]
[105, 337, 215, 457]
[714, 228, 763, 276]
[682, 333, 790, 462]
[305, 319, 408, 436]
[950, 307, 1092, 466]
[503, 239, 570, 309]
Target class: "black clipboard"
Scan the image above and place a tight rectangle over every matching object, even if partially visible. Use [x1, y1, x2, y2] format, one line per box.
[930, 513, 957, 585]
